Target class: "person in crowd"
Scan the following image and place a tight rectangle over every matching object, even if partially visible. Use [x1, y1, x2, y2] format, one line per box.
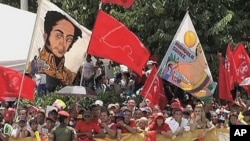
[228, 113, 240, 125]
[146, 112, 173, 139]
[28, 118, 38, 138]
[133, 108, 143, 120]
[28, 11, 82, 91]
[109, 73, 122, 95]
[165, 108, 190, 136]
[115, 108, 137, 134]
[210, 111, 219, 127]
[126, 99, 137, 117]
[75, 110, 105, 141]
[99, 108, 117, 138]
[152, 105, 161, 114]
[0, 113, 13, 141]
[36, 109, 46, 133]
[48, 109, 59, 127]
[51, 110, 76, 141]
[190, 104, 212, 131]
[136, 117, 148, 132]
[13, 116, 29, 138]
[81, 54, 96, 90]
[90, 103, 101, 124]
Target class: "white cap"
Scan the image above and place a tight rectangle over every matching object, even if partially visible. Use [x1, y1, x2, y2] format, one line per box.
[94, 100, 103, 107]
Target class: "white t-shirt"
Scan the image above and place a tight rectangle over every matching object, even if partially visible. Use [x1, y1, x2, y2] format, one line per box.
[82, 62, 95, 79]
[165, 117, 190, 133]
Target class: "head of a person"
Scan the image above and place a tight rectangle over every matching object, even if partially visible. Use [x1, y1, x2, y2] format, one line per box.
[37, 109, 46, 125]
[44, 11, 82, 58]
[186, 104, 193, 112]
[100, 108, 110, 123]
[136, 117, 148, 130]
[154, 112, 165, 126]
[127, 99, 136, 110]
[123, 108, 132, 123]
[48, 109, 58, 122]
[242, 110, 250, 123]
[152, 105, 161, 113]
[210, 111, 218, 125]
[133, 108, 143, 120]
[29, 118, 38, 131]
[172, 108, 183, 122]
[90, 103, 100, 117]
[45, 117, 56, 130]
[17, 116, 27, 128]
[194, 104, 205, 117]
[82, 110, 92, 123]
[229, 113, 238, 125]
[58, 110, 70, 124]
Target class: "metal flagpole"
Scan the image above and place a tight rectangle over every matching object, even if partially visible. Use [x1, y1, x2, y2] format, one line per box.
[15, 0, 42, 119]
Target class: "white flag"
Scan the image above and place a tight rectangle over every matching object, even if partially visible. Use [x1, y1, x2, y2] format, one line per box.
[157, 12, 216, 98]
[25, 0, 91, 86]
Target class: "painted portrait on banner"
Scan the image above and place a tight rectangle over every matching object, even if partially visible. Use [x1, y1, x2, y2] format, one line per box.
[26, 0, 91, 91]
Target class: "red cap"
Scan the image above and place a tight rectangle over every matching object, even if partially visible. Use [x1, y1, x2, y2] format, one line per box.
[154, 112, 164, 119]
[58, 110, 69, 117]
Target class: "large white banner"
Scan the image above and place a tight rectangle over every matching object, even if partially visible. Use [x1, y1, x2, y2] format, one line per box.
[26, 0, 91, 86]
[157, 12, 217, 98]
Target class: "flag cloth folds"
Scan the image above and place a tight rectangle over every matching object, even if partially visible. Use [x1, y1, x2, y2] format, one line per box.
[157, 12, 217, 98]
[25, 0, 92, 87]
[88, 10, 150, 76]
[141, 66, 167, 109]
[0, 66, 36, 101]
[101, 0, 135, 8]
[233, 43, 250, 94]
[218, 54, 233, 101]
[225, 43, 236, 91]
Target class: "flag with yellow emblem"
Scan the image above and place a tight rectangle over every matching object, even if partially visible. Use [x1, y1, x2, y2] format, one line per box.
[157, 12, 217, 98]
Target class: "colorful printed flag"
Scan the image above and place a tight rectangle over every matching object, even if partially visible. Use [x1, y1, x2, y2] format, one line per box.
[87, 10, 150, 76]
[225, 43, 236, 90]
[25, 0, 92, 87]
[218, 54, 233, 101]
[157, 12, 217, 98]
[101, 0, 135, 8]
[0, 66, 36, 101]
[141, 66, 167, 109]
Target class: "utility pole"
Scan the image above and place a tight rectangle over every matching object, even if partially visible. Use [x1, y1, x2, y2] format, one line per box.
[20, 0, 28, 11]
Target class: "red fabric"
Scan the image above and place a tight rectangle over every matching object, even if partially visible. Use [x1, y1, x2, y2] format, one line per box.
[87, 10, 150, 76]
[146, 131, 157, 141]
[218, 54, 233, 101]
[101, 0, 135, 8]
[75, 120, 102, 140]
[117, 119, 136, 133]
[233, 43, 250, 93]
[0, 66, 36, 101]
[225, 43, 237, 90]
[141, 66, 167, 109]
[148, 122, 171, 133]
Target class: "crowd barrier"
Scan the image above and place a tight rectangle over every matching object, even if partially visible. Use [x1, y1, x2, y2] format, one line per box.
[8, 128, 229, 141]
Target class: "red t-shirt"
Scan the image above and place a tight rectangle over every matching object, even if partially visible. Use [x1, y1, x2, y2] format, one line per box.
[75, 120, 102, 136]
[117, 119, 136, 133]
[148, 122, 171, 133]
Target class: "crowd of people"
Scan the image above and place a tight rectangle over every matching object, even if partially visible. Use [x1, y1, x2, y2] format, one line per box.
[0, 92, 249, 141]
[0, 55, 249, 141]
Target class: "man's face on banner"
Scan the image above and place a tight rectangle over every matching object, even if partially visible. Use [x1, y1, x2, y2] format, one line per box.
[46, 19, 74, 58]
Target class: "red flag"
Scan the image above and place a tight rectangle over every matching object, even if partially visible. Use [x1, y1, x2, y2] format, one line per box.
[101, 0, 135, 8]
[225, 43, 237, 90]
[88, 10, 150, 76]
[218, 54, 233, 101]
[141, 66, 167, 109]
[233, 43, 250, 93]
[0, 66, 36, 101]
